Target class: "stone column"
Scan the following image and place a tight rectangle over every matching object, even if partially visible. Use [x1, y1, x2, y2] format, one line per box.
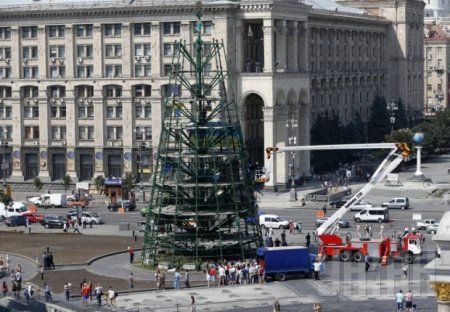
[235, 20, 243, 73]
[11, 88, 22, 180]
[93, 24, 103, 78]
[37, 26, 47, 80]
[94, 148, 104, 177]
[10, 27, 20, 78]
[298, 22, 308, 71]
[121, 23, 131, 77]
[65, 25, 74, 78]
[298, 104, 311, 176]
[38, 148, 50, 181]
[262, 106, 277, 191]
[123, 149, 132, 174]
[263, 19, 274, 73]
[151, 22, 161, 77]
[66, 148, 77, 181]
[287, 21, 298, 71]
[275, 20, 287, 71]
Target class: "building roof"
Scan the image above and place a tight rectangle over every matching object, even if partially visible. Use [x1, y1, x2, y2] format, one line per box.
[425, 25, 450, 41]
[304, 0, 366, 14]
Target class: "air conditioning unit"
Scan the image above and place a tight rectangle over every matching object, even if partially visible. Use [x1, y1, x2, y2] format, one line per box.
[116, 141, 122, 147]
[59, 59, 64, 64]
[145, 55, 151, 61]
[33, 141, 39, 146]
[0, 56, 3, 60]
[78, 98, 84, 104]
[61, 141, 66, 146]
[50, 98, 56, 103]
[117, 74, 122, 78]
[58, 75, 62, 78]
[77, 57, 83, 64]
[5, 59, 10, 64]
[60, 98, 65, 104]
[117, 53, 122, 57]
[23, 58, 28, 64]
[107, 141, 113, 147]
[116, 99, 122, 104]
[135, 56, 141, 62]
[145, 99, 151, 104]
[50, 57, 56, 63]
[33, 99, 38, 104]
[87, 99, 93, 104]
[135, 99, 141, 105]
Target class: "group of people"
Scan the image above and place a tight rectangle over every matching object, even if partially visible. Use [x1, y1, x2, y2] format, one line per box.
[264, 227, 288, 248]
[205, 260, 266, 287]
[395, 289, 416, 312]
[73, 278, 117, 307]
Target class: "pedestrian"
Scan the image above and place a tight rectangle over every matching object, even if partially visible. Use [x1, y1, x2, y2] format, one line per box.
[95, 283, 103, 307]
[129, 272, 134, 293]
[274, 238, 281, 247]
[128, 246, 134, 264]
[185, 270, 190, 288]
[345, 232, 352, 244]
[395, 289, 405, 312]
[81, 282, 90, 307]
[63, 282, 71, 301]
[404, 227, 409, 236]
[281, 230, 287, 246]
[173, 269, 181, 290]
[356, 224, 361, 237]
[306, 232, 311, 248]
[25, 217, 29, 228]
[297, 222, 303, 234]
[48, 253, 55, 269]
[313, 258, 321, 280]
[364, 224, 369, 236]
[365, 254, 370, 272]
[380, 224, 384, 239]
[313, 303, 322, 312]
[289, 221, 295, 234]
[405, 289, 413, 311]
[369, 225, 373, 238]
[312, 230, 317, 242]
[107, 286, 116, 307]
[40, 265, 44, 280]
[268, 227, 274, 239]
[188, 295, 197, 312]
[73, 222, 81, 233]
[411, 304, 417, 312]
[2, 281, 8, 296]
[273, 298, 281, 312]
[402, 263, 408, 279]
[43, 282, 52, 302]
[322, 204, 327, 216]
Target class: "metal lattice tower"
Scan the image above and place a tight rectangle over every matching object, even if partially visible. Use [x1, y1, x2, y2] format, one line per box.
[141, 8, 263, 265]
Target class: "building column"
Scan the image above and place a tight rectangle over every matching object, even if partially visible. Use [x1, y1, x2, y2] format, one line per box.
[38, 148, 50, 181]
[151, 22, 161, 77]
[263, 19, 274, 73]
[123, 148, 132, 175]
[121, 22, 131, 78]
[298, 22, 308, 71]
[37, 26, 47, 80]
[93, 24, 103, 78]
[94, 148, 104, 177]
[235, 20, 243, 73]
[10, 27, 20, 78]
[287, 21, 298, 71]
[299, 104, 311, 176]
[66, 147, 77, 181]
[65, 25, 74, 78]
[275, 20, 287, 71]
[262, 106, 277, 191]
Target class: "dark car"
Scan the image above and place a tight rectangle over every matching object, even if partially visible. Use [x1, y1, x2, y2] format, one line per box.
[315, 217, 350, 228]
[108, 200, 136, 212]
[40, 215, 65, 229]
[5, 215, 27, 227]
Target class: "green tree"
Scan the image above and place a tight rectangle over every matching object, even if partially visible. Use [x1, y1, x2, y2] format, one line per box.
[94, 175, 105, 194]
[344, 112, 366, 144]
[368, 96, 390, 142]
[33, 177, 43, 191]
[62, 174, 72, 191]
[415, 110, 450, 153]
[394, 98, 408, 130]
[122, 172, 136, 200]
[0, 192, 12, 205]
[385, 128, 414, 146]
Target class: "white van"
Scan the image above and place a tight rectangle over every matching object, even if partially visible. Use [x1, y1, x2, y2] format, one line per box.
[0, 202, 27, 220]
[29, 193, 67, 208]
[259, 214, 290, 229]
[354, 207, 389, 223]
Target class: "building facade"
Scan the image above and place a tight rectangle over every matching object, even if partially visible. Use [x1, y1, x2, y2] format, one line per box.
[0, 0, 424, 189]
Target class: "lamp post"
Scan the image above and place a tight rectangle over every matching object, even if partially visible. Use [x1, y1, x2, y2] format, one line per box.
[408, 132, 432, 182]
[286, 118, 298, 201]
[387, 100, 398, 134]
[134, 128, 146, 202]
[1, 129, 8, 188]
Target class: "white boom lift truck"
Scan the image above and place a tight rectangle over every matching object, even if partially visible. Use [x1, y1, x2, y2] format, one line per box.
[265, 143, 422, 264]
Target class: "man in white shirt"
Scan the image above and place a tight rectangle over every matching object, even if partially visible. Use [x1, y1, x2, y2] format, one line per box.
[313, 259, 321, 280]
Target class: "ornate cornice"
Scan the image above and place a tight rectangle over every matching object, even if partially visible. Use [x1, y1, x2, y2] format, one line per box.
[431, 282, 450, 302]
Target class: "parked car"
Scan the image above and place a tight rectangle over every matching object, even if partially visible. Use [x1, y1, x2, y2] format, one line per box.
[5, 215, 27, 227]
[108, 200, 136, 212]
[40, 215, 65, 229]
[21, 211, 44, 223]
[349, 201, 373, 211]
[315, 217, 350, 228]
[426, 223, 440, 234]
[329, 198, 348, 209]
[381, 197, 410, 209]
[245, 211, 265, 225]
[416, 219, 438, 230]
[67, 210, 104, 225]
[259, 214, 290, 229]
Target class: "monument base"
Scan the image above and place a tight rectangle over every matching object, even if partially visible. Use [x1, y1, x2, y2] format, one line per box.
[438, 300, 450, 312]
[407, 174, 432, 183]
[289, 187, 298, 202]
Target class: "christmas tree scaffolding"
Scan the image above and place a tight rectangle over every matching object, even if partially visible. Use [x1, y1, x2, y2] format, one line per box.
[141, 10, 263, 265]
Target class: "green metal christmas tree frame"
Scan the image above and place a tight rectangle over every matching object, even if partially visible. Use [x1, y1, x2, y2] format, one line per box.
[141, 8, 263, 266]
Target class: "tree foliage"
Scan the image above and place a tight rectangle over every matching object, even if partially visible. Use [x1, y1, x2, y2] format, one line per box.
[368, 96, 390, 142]
[394, 97, 408, 130]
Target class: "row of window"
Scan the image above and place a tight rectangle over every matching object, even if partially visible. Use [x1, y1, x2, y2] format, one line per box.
[0, 21, 213, 40]
[4, 125, 152, 141]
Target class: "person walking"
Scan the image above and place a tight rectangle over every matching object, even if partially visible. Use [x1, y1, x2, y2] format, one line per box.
[272, 298, 281, 312]
[128, 246, 134, 264]
[95, 283, 103, 307]
[402, 263, 408, 279]
[129, 272, 134, 293]
[306, 232, 311, 248]
[2, 281, 8, 296]
[81, 282, 90, 308]
[107, 286, 116, 307]
[405, 289, 413, 311]
[188, 295, 197, 312]
[356, 224, 361, 237]
[322, 205, 327, 217]
[185, 270, 190, 288]
[173, 269, 181, 290]
[43, 282, 52, 302]
[63, 282, 71, 301]
[313, 258, 321, 280]
[396, 289, 405, 312]
[73, 222, 81, 234]
[365, 255, 370, 272]
[380, 224, 385, 239]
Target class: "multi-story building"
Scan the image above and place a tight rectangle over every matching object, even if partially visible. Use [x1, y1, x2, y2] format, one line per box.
[424, 0, 450, 20]
[0, 0, 424, 190]
[424, 25, 450, 116]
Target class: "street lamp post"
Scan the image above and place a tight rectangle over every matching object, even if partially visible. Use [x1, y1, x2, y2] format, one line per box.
[387, 100, 398, 134]
[286, 118, 298, 201]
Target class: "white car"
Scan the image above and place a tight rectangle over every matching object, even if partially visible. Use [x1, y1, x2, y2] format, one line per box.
[259, 214, 290, 229]
[416, 219, 438, 230]
[349, 201, 373, 211]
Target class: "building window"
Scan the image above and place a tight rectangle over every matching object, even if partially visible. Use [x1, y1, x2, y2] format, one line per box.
[193, 21, 213, 34]
[134, 43, 151, 57]
[0, 67, 11, 79]
[49, 86, 66, 98]
[163, 22, 181, 35]
[0, 87, 12, 98]
[78, 105, 94, 119]
[135, 127, 152, 140]
[204, 63, 212, 76]
[0, 47, 11, 59]
[427, 84, 432, 91]
[23, 66, 39, 79]
[134, 85, 151, 97]
[50, 106, 66, 118]
[22, 26, 38, 39]
[105, 44, 122, 58]
[24, 106, 39, 118]
[164, 64, 180, 76]
[0, 125, 12, 139]
[76, 24, 93, 38]
[134, 23, 151, 36]
[104, 24, 122, 37]
[51, 126, 66, 140]
[79, 126, 94, 140]
[75, 86, 93, 98]
[77, 65, 94, 78]
[0, 28, 11, 40]
[48, 25, 65, 38]
[105, 85, 122, 98]
[22, 86, 39, 98]
[106, 106, 122, 119]
[76, 45, 93, 58]
[0, 105, 12, 119]
[438, 59, 442, 68]
[438, 84, 442, 91]
[50, 66, 65, 78]
[163, 43, 179, 56]
[105, 65, 122, 78]
[135, 106, 152, 119]
[24, 126, 39, 140]
[22, 46, 38, 59]
[134, 65, 152, 77]
[107, 126, 123, 140]
[49, 45, 65, 58]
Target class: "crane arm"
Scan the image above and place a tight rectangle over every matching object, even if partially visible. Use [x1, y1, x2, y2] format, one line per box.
[316, 143, 410, 236]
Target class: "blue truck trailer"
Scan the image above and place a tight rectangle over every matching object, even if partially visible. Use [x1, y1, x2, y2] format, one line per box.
[256, 246, 316, 281]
